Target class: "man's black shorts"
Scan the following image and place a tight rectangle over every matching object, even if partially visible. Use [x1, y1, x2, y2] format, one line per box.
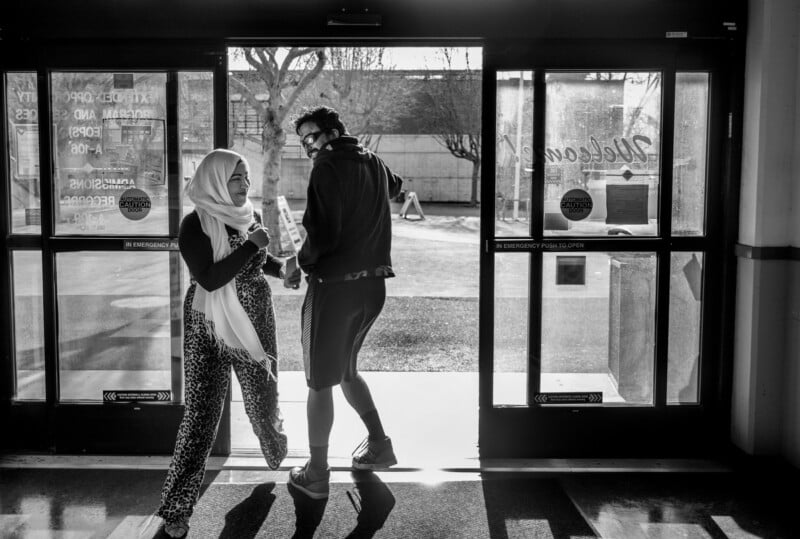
[301, 277, 386, 390]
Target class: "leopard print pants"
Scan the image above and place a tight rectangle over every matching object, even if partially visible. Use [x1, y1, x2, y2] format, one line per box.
[156, 279, 288, 523]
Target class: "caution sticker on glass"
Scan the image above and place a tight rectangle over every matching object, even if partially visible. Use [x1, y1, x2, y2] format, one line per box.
[118, 188, 152, 221]
[559, 189, 593, 221]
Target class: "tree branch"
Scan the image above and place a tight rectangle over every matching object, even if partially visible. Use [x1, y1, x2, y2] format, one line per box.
[229, 75, 267, 116]
[278, 48, 328, 125]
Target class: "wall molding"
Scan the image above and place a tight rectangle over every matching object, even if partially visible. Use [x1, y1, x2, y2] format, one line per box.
[735, 243, 800, 260]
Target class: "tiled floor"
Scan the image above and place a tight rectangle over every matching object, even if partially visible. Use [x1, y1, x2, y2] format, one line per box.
[6, 372, 797, 537]
[0, 457, 797, 538]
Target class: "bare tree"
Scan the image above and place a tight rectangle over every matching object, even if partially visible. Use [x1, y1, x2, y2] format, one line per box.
[179, 72, 213, 150]
[622, 73, 661, 137]
[420, 48, 482, 206]
[587, 72, 661, 136]
[319, 47, 405, 151]
[230, 47, 327, 254]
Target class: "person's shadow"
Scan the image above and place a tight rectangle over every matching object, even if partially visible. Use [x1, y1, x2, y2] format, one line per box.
[218, 482, 277, 538]
[288, 482, 329, 539]
[344, 471, 396, 538]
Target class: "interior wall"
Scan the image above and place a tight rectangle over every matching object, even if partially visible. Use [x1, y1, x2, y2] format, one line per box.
[787, 263, 800, 467]
[734, 0, 800, 464]
[785, 0, 800, 468]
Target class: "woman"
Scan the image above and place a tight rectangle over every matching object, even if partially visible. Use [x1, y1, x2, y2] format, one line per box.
[156, 149, 288, 538]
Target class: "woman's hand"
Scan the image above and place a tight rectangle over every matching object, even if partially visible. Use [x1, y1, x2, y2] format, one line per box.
[247, 227, 270, 249]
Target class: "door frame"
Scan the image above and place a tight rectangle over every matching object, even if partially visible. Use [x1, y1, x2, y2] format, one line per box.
[2, 37, 742, 458]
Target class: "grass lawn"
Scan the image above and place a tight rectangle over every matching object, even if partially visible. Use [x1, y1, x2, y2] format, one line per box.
[273, 294, 608, 373]
[273, 295, 480, 372]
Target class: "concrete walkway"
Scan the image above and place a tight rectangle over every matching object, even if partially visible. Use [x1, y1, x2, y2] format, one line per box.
[232, 371, 481, 468]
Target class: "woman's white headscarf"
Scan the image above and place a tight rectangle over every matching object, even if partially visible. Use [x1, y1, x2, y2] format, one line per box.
[184, 149, 274, 377]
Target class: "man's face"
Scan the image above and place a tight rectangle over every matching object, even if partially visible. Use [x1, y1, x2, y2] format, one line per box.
[298, 121, 335, 159]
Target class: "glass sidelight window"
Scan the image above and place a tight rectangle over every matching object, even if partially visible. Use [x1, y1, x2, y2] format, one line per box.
[493, 252, 530, 406]
[495, 71, 534, 236]
[178, 71, 214, 203]
[668, 252, 704, 404]
[12, 251, 46, 401]
[673, 73, 709, 236]
[5, 72, 41, 235]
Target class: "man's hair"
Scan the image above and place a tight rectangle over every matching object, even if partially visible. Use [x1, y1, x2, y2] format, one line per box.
[293, 106, 347, 136]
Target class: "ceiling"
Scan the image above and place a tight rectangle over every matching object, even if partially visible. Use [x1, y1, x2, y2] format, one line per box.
[3, 0, 744, 42]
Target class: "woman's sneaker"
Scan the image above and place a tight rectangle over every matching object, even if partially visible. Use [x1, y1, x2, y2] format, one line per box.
[288, 461, 330, 499]
[352, 436, 397, 470]
[163, 517, 190, 538]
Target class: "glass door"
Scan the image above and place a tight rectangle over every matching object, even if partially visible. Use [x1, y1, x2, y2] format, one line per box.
[2, 46, 224, 453]
[480, 43, 730, 457]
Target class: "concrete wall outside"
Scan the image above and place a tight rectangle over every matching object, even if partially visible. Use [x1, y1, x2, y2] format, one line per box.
[232, 133, 479, 203]
[375, 135, 478, 203]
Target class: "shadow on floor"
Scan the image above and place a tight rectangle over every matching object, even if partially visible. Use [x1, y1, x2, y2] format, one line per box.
[562, 471, 797, 539]
[219, 482, 277, 539]
[481, 474, 597, 539]
[1, 464, 798, 538]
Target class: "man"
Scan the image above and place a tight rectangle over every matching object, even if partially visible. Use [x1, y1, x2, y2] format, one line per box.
[286, 106, 402, 499]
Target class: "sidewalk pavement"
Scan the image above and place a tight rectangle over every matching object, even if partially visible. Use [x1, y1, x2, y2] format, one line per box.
[283, 197, 481, 218]
[232, 371, 480, 469]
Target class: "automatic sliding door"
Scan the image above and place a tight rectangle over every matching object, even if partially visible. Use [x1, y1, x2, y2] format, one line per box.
[49, 72, 179, 408]
[3, 66, 218, 453]
[482, 63, 717, 457]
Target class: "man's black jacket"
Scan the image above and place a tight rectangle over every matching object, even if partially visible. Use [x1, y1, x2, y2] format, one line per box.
[298, 135, 403, 280]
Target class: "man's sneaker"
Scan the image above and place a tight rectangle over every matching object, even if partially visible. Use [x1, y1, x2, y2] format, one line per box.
[352, 436, 397, 470]
[288, 462, 330, 499]
[163, 517, 190, 538]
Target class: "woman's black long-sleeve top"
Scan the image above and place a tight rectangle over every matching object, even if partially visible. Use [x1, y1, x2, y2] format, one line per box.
[178, 210, 283, 292]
